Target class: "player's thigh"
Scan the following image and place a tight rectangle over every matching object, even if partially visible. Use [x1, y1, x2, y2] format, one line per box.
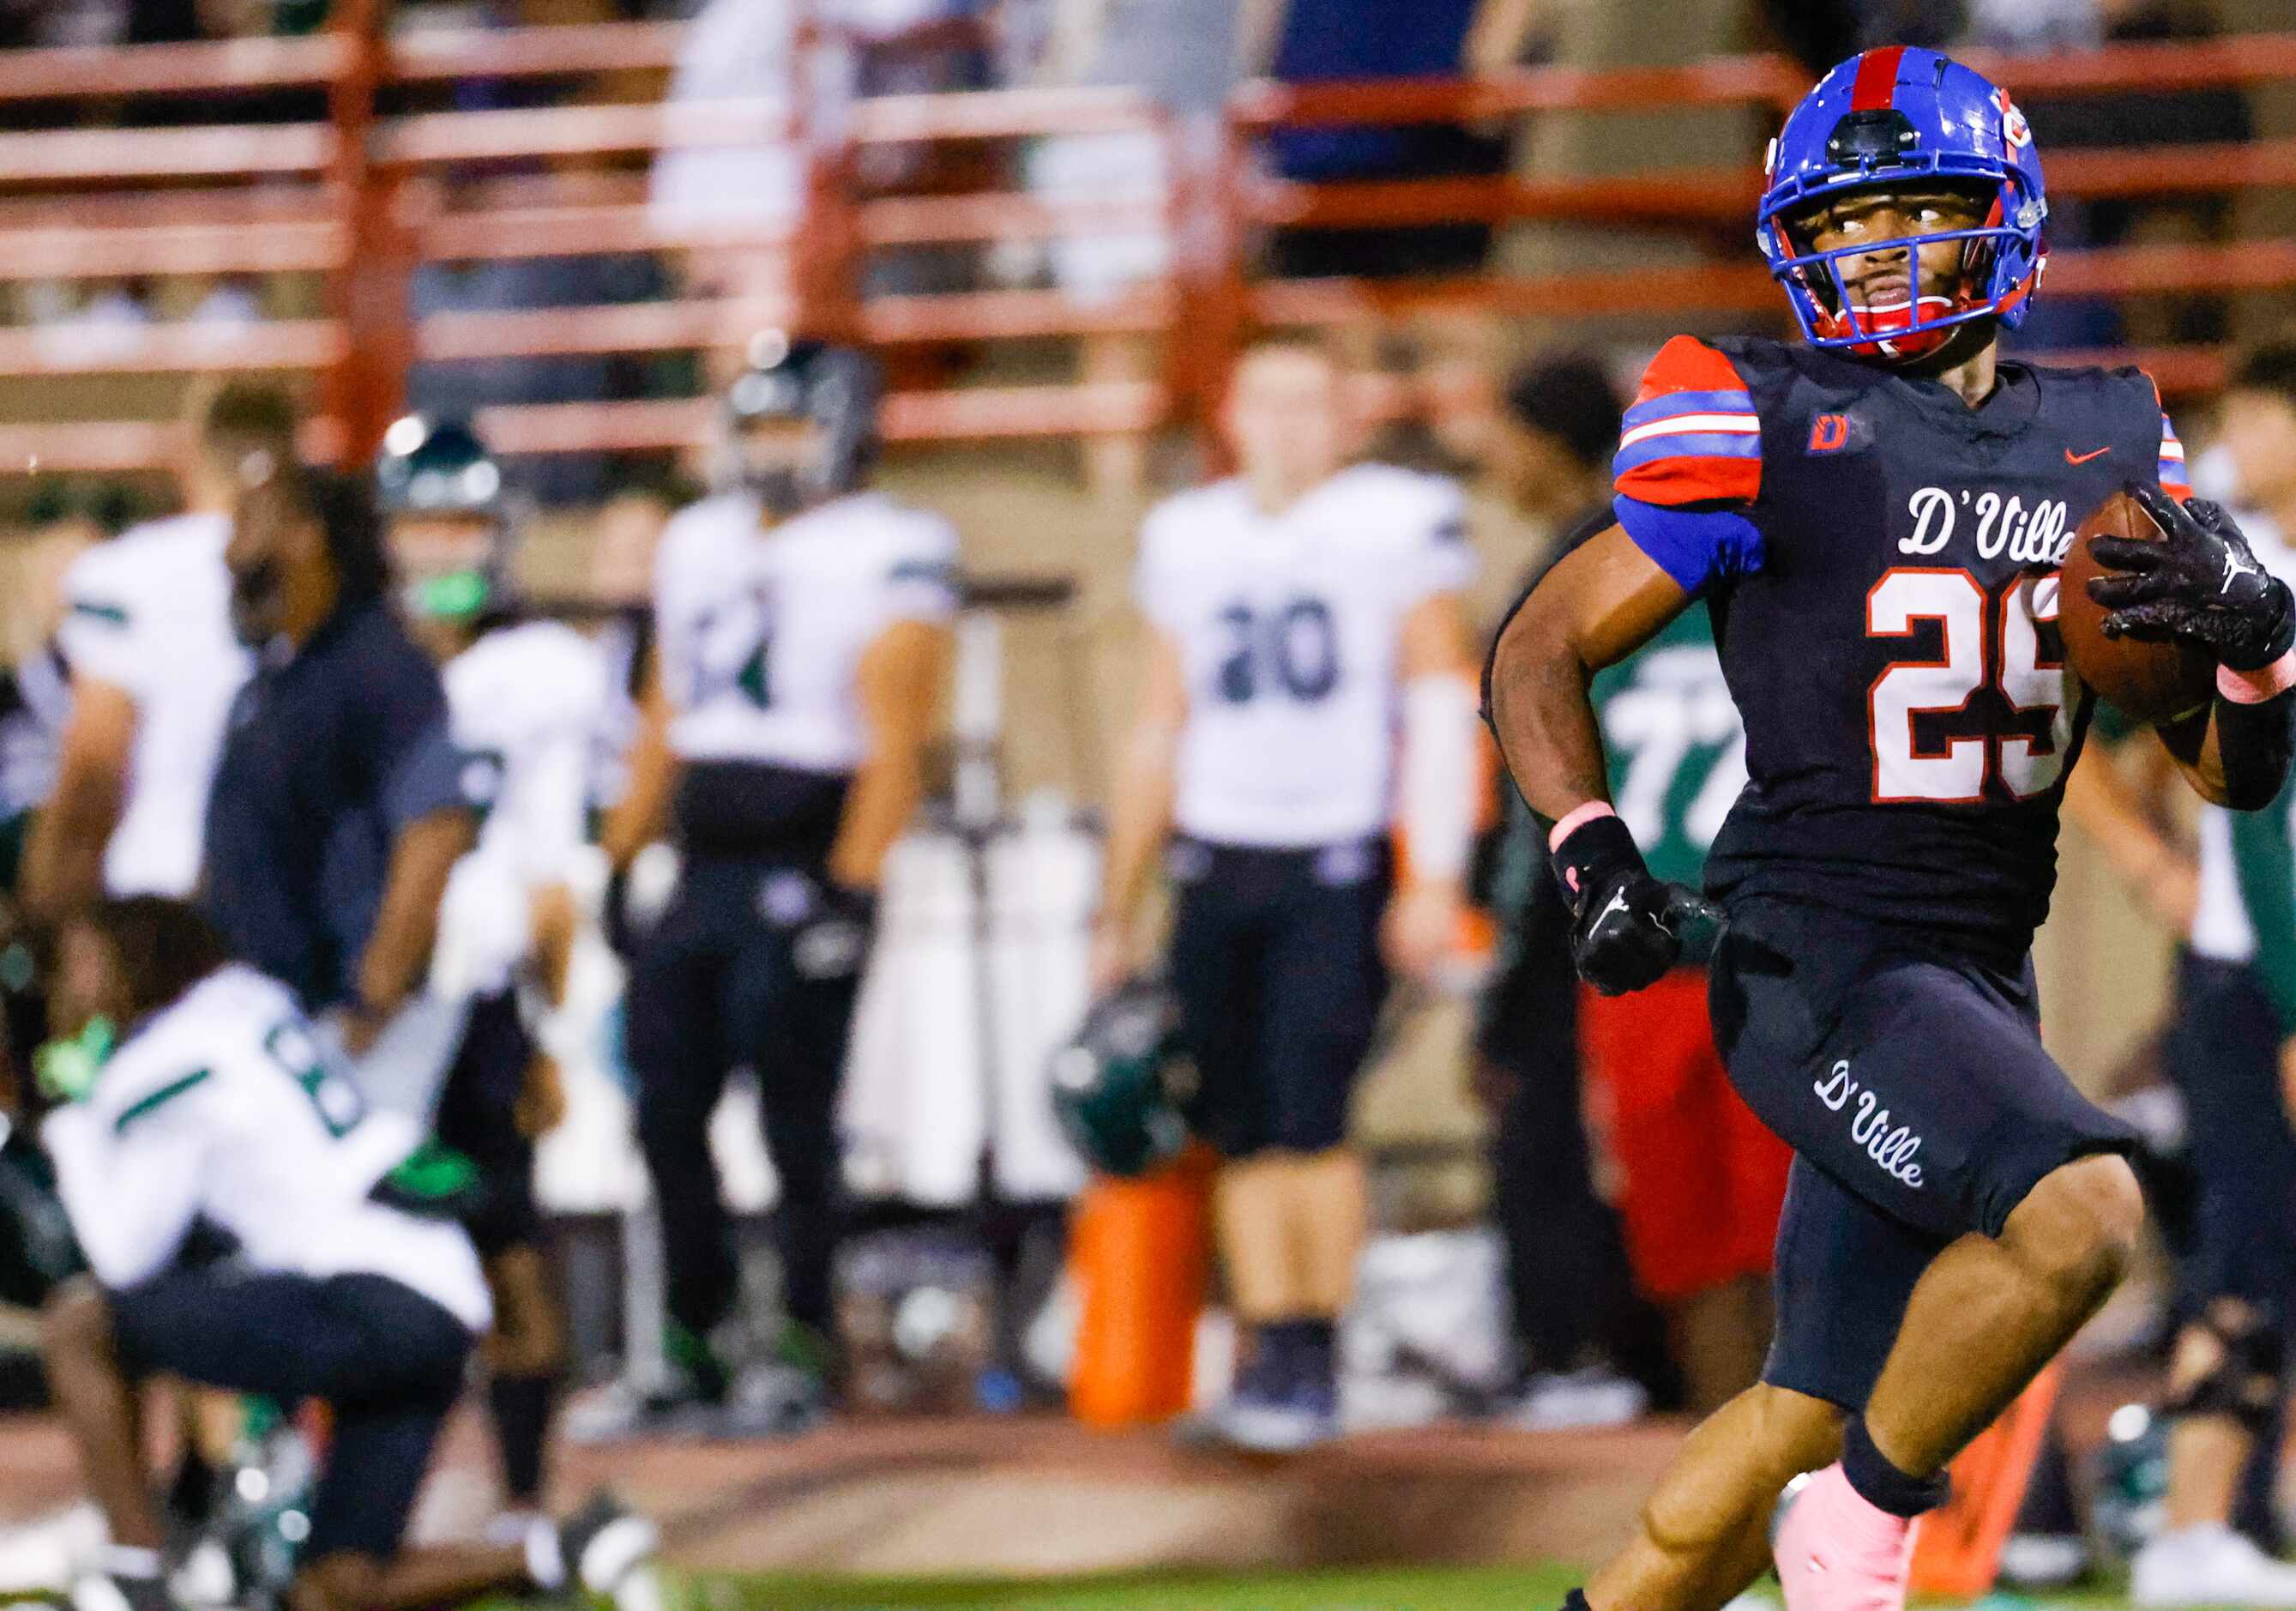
[732, 902, 865, 1192]
[1763, 1155, 1950, 1414]
[1164, 842, 1268, 1156]
[1256, 845, 1390, 1154]
[106, 1270, 469, 1405]
[106, 1270, 350, 1397]
[2169, 953, 2296, 1307]
[1712, 900, 2136, 1242]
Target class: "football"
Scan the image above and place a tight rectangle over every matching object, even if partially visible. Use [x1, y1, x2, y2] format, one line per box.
[2058, 488, 2217, 725]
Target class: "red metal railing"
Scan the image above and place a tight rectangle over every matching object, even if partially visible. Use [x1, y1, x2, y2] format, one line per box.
[0, 20, 2290, 479]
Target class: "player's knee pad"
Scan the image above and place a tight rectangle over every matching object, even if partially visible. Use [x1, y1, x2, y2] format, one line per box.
[2165, 1305, 2285, 1434]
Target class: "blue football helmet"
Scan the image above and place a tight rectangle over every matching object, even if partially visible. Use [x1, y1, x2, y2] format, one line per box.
[1758, 45, 2047, 362]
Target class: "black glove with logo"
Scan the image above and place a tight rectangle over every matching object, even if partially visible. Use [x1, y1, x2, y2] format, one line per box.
[1549, 811, 1720, 997]
[2088, 483, 2296, 672]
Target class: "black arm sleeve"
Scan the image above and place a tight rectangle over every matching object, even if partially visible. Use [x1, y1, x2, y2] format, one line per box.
[2217, 689, 2296, 813]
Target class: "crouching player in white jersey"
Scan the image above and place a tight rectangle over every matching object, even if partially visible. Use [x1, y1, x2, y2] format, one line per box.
[33, 897, 656, 1611]
[379, 417, 607, 1530]
[602, 334, 954, 1429]
[1093, 333, 1481, 1451]
[23, 381, 292, 916]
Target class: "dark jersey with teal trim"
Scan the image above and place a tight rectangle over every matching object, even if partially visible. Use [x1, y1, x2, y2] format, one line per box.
[1608, 334, 2187, 958]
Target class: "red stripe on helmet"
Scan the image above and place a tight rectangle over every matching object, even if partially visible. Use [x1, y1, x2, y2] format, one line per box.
[1849, 46, 1906, 113]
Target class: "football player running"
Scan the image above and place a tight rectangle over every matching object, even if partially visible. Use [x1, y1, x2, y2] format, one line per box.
[1485, 49, 2296, 1611]
[1093, 332, 1480, 1451]
[379, 417, 606, 1536]
[35, 897, 655, 1611]
[601, 333, 954, 1431]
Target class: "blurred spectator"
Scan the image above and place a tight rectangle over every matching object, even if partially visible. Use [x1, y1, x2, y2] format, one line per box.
[1009, 0, 1242, 305]
[0, 0, 317, 45]
[186, 275, 263, 329]
[1491, 352, 1620, 537]
[0, 0, 121, 45]
[648, 0, 806, 308]
[407, 230, 672, 508]
[1261, 0, 1510, 280]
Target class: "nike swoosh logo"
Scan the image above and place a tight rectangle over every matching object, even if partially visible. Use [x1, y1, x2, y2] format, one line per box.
[2065, 446, 2112, 465]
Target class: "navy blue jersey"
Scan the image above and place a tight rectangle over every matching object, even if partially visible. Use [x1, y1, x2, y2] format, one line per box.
[203, 603, 473, 1011]
[1610, 334, 2190, 957]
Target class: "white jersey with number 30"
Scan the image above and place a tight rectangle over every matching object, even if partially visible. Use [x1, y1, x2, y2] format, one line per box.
[1136, 463, 1473, 848]
[654, 492, 960, 771]
[43, 964, 491, 1330]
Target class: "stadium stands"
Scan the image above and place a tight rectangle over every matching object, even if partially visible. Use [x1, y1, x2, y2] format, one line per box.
[0, 13, 2289, 500]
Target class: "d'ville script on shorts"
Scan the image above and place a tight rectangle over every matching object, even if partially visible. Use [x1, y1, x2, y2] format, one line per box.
[1814, 1059, 1926, 1189]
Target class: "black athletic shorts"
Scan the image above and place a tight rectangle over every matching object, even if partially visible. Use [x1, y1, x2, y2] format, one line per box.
[1164, 836, 1392, 1158]
[107, 1268, 473, 1561]
[1708, 897, 2139, 1412]
[432, 988, 539, 1258]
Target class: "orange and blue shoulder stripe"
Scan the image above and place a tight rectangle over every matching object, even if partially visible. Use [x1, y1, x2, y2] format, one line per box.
[1613, 336, 1763, 507]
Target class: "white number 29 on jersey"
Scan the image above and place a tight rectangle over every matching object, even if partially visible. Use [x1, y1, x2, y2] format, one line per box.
[1867, 568, 2076, 803]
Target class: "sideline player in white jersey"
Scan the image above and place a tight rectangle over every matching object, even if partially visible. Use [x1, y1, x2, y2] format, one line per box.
[22, 383, 297, 914]
[33, 897, 657, 1611]
[601, 333, 954, 1430]
[379, 416, 606, 1532]
[1093, 332, 1482, 1451]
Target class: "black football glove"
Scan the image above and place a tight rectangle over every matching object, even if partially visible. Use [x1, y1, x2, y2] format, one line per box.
[1550, 812, 1720, 997]
[786, 878, 878, 981]
[2087, 483, 2296, 672]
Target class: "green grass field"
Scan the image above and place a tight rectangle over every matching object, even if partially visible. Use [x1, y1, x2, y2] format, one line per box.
[672, 1571, 2146, 1611]
[684, 1566, 1582, 1609]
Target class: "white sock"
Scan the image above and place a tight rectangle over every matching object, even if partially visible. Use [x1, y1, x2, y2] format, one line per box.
[523, 1519, 564, 1590]
[98, 1545, 162, 1581]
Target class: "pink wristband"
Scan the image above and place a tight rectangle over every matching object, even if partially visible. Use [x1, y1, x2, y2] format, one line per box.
[1548, 799, 1618, 854]
[2218, 649, 2296, 706]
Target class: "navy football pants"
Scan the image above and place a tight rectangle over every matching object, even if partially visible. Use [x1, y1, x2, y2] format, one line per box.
[108, 1269, 471, 1561]
[625, 853, 865, 1342]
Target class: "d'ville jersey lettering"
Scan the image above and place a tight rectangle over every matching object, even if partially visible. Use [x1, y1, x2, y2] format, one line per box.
[1899, 486, 2072, 567]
